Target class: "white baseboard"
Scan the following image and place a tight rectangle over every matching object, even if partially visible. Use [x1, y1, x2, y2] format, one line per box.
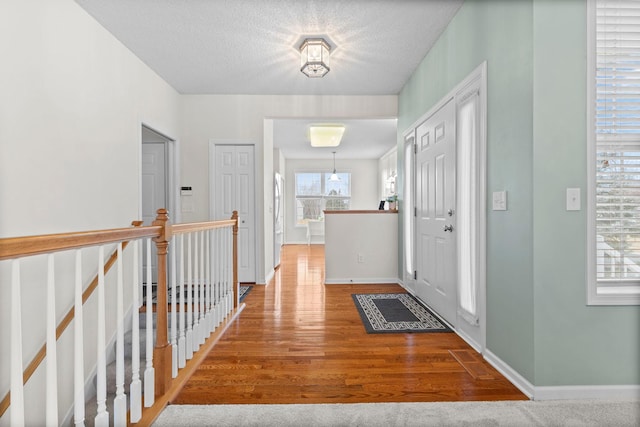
[324, 278, 401, 285]
[534, 385, 640, 401]
[484, 349, 535, 399]
[264, 268, 275, 286]
[484, 349, 640, 401]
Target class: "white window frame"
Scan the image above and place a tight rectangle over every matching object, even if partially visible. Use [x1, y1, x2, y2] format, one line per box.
[587, 0, 640, 305]
[294, 171, 351, 226]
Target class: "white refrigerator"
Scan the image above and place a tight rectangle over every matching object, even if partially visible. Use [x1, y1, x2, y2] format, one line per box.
[274, 173, 284, 268]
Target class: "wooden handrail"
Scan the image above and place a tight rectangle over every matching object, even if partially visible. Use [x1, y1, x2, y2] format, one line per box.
[172, 219, 236, 235]
[0, 221, 144, 418]
[0, 225, 161, 261]
[0, 210, 241, 424]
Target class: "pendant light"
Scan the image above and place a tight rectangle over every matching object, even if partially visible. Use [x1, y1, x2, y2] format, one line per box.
[329, 151, 340, 182]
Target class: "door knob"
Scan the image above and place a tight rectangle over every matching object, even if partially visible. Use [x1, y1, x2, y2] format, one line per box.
[443, 224, 454, 232]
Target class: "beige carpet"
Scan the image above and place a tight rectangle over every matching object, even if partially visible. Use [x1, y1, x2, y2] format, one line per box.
[153, 400, 640, 426]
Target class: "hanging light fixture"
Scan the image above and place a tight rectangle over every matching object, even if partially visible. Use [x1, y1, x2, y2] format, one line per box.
[299, 38, 331, 78]
[329, 151, 340, 182]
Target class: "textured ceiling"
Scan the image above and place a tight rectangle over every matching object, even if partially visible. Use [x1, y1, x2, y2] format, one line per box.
[75, 0, 463, 159]
[75, 0, 463, 96]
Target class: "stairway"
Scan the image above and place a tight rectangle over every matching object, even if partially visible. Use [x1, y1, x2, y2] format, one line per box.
[83, 308, 164, 426]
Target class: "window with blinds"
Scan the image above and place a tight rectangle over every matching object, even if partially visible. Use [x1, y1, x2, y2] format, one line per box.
[589, 0, 640, 303]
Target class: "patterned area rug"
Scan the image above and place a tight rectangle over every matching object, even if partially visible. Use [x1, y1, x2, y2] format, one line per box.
[352, 293, 451, 334]
[239, 285, 253, 302]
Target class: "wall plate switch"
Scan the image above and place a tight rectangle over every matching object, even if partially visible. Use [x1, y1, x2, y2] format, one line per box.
[566, 188, 581, 211]
[492, 191, 507, 211]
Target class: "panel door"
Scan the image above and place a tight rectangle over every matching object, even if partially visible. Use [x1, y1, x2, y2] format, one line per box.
[415, 99, 457, 325]
[214, 145, 256, 283]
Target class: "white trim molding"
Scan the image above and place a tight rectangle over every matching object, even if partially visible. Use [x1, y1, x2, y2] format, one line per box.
[324, 278, 402, 285]
[484, 349, 640, 401]
[484, 349, 535, 399]
[534, 385, 640, 401]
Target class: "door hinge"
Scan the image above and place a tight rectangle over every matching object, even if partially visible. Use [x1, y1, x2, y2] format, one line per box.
[414, 206, 417, 217]
[414, 270, 417, 280]
[414, 143, 417, 154]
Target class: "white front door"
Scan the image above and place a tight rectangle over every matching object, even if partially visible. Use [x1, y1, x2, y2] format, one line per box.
[142, 142, 167, 283]
[214, 145, 256, 283]
[415, 98, 457, 325]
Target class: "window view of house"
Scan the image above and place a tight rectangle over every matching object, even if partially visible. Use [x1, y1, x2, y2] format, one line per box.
[295, 172, 351, 224]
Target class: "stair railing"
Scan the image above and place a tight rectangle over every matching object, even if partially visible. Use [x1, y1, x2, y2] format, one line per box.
[0, 221, 143, 421]
[0, 209, 241, 426]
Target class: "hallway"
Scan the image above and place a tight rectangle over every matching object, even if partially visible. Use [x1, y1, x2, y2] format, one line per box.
[172, 244, 526, 404]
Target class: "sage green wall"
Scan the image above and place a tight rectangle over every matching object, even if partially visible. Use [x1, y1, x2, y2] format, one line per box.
[532, 0, 640, 386]
[399, 0, 640, 388]
[398, 0, 535, 383]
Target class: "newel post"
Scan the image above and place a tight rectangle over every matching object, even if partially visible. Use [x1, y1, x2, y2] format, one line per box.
[232, 211, 239, 308]
[152, 208, 172, 396]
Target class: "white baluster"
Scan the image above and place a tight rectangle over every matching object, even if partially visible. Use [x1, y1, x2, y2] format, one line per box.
[144, 239, 155, 407]
[46, 255, 58, 427]
[212, 229, 218, 327]
[227, 228, 233, 314]
[113, 243, 126, 426]
[10, 260, 25, 427]
[192, 232, 200, 350]
[186, 233, 193, 360]
[205, 230, 213, 333]
[178, 234, 186, 368]
[216, 228, 222, 325]
[130, 241, 142, 423]
[73, 250, 85, 427]
[199, 231, 206, 343]
[171, 237, 178, 378]
[230, 228, 235, 312]
[95, 248, 107, 427]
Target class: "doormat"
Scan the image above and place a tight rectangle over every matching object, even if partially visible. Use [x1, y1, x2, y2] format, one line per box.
[351, 293, 451, 334]
[239, 285, 253, 302]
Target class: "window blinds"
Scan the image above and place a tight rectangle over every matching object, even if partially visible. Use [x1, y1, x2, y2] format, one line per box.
[595, 0, 640, 283]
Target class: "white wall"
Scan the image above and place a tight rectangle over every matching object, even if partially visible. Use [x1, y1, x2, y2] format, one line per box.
[0, 1, 180, 424]
[179, 95, 397, 283]
[284, 159, 380, 244]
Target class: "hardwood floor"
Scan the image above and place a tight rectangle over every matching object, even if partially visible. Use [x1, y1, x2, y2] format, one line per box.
[172, 244, 527, 404]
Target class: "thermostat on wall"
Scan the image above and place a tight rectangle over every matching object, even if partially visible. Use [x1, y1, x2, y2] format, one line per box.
[180, 186, 193, 196]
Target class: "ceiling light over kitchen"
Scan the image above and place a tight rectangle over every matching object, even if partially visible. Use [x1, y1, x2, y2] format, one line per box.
[309, 124, 345, 147]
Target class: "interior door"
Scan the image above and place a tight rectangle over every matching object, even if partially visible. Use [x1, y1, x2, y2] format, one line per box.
[415, 98, 457, 325]
[214, 145, 256, 283]
[141, 142, 166, 283]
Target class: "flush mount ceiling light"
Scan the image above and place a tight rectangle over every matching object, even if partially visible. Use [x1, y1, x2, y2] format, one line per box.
[309, 124, 345, 147]
[300, 37, 331, 78]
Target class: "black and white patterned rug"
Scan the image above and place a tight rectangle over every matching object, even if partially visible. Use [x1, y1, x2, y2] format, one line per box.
[239, 285, 253, 302]
[352, 293, 451, 334]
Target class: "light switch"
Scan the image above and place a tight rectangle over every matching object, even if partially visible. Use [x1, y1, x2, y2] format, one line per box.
[566, 188, 581, 211]
[492, 191, 507, 211]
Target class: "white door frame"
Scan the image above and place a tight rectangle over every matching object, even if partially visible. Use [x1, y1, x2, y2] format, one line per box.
[402, 61, 487, 352]
[139, 123, 180, 223]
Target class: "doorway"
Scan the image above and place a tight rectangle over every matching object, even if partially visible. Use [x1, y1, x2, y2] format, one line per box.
[141, 125, 176, 283]
[404, 62, 487, 352]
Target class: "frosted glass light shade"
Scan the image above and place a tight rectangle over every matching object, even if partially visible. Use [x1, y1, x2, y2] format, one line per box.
[300, 38, 331, 78]
[309, 125, 345, 147]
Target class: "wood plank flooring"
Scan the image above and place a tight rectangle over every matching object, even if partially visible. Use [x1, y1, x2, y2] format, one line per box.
[172, 244, 527, 404]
